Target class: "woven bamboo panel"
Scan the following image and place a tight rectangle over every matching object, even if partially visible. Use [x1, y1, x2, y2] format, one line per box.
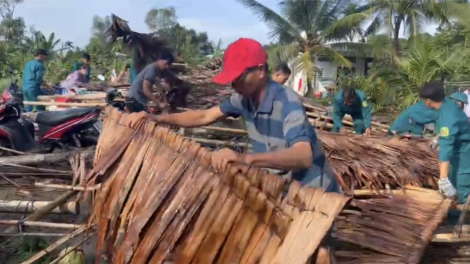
[86, 107, 350, 264]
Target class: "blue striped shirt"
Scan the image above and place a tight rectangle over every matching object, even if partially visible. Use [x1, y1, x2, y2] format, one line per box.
[219, 80, 339, 192]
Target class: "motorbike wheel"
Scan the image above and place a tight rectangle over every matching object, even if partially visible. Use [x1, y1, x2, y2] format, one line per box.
[51, 142, 78, 153]
[81, 135, 99, 148]
[0, 137, 9, 156]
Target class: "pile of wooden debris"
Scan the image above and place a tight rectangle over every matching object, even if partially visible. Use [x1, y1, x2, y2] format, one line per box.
[84, 107, 449, 264]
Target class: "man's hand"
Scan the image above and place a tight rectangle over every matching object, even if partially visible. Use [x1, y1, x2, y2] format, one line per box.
[364, 128, 371, 136]
[438, 177, 457, 198]
[129, 111, 149, 128]
[339, 127, 347, 134]
[211, 148, 242, 173]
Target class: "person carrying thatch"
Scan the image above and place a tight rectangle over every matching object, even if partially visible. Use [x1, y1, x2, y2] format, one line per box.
[332, 87, 372, 135]
[125, 49, 174, 113]
[389, 101, 438, 137]
[128, 38, 340, 194]
[419, 82, 470, 206]
[271, 62, 291, 85]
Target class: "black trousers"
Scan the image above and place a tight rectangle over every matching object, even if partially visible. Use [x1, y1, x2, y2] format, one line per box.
[125, 98, 147, 113]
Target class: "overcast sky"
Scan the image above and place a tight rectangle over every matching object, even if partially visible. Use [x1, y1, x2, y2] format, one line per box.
[15, 0, 438, 48]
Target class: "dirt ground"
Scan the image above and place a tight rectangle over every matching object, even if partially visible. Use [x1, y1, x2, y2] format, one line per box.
[0, 177, 99, 263]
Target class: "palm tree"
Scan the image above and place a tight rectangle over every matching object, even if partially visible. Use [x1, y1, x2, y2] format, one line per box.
[341, 0, 470, 54]
[369, 38, 463, 109]
[23, 28, 61, 55]
[236, 0, 370, 88]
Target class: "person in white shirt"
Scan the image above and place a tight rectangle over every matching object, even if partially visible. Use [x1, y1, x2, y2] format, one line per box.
[463, 89, 470, 118]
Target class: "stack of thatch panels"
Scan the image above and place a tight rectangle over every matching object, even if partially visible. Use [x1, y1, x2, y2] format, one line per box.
[84, 107, 451, 264]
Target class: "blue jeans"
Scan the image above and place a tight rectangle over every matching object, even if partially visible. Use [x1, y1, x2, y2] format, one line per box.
[23, 87, 45, 112]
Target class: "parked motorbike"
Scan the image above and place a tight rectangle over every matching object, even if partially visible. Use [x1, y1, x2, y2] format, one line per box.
[105, 88, 125, 111]
[0, 85, 102, 155]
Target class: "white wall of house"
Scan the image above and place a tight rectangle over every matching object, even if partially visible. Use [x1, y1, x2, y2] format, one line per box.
[286, 56, 368, 97]
[315, 57, 366, 80]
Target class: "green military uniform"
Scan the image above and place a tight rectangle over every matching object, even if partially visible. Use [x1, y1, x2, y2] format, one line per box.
[389, 101, 438, 136]
[125, 61, 141, 84]
[449, 92, 468, 105]
[332, 89, 372, 134]
[436, 98, 470, 204]
[22, 59, 46, 112]
[72, 61, 91, 82]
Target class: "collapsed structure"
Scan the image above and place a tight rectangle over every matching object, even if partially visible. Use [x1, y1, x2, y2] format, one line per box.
[84, 107, 450, 264]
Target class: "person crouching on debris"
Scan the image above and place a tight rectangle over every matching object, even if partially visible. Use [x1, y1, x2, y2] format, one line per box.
[125, 49, 174, 113]
[419, 82, 470, 204]
[332, 87, 372, 135]
[128, 38, 340, 194]
[72, 53, 91, 82]
[449, 92, 468, 110]
[271, 62, 291, 85]
[60, 64, 90, 90]
[389, 101, 438, 137]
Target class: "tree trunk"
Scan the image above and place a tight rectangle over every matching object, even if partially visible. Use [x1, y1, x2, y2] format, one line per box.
[393, 21, 401, 55]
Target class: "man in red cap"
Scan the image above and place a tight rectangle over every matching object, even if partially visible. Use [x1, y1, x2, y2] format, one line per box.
[129, 38, 339, 194]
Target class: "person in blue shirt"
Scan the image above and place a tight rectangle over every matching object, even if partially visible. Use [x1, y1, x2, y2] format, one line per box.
[22, 49, 49, 112]
[72, 53, 91, 82]
[332, 87, 372, 135]
[389, 101, 438, 136]
[419, 82, 470, 205]
[449, 92, 468, 110]
[128, 38, 340, 193]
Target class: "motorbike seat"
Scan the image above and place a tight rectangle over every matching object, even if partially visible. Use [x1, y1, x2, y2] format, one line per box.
[36, 107, 96, 126]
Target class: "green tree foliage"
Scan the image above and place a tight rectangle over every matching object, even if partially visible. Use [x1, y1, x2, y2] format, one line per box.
[0, 2, 215, 89]
[145, 7, 214, 64]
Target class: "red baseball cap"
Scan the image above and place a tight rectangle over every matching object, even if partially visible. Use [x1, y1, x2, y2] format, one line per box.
[213, 38, 268, 85]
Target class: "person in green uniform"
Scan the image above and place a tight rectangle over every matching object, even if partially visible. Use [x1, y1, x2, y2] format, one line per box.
[72, 53, 91, 82]
[389, 101, 438, 136]
[419, 82, 470, 204]
[449, 92, 468, 110]
[22, 49, 49, 112]
[332, 87, 372, 135]
[118, 57, 147, 85]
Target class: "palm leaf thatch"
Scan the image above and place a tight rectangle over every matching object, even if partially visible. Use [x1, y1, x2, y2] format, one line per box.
[85, 107, 450, 264]
[106, 14, 169, 61]
[320, 133, 438, 193]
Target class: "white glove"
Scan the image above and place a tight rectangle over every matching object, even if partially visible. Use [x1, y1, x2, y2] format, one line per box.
[429, 139, 438, 150]
[438, 178, 457, 198]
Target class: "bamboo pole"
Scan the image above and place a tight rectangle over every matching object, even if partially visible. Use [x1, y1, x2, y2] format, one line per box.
[0, 163, 72, 174]
[0, 200, 79, 215]
[0, 151, 92, 166]
[0, 146, 24, 155]
[24, 101, 106, 107]
[186, 137, 250, 147]
[35, 182, 101, 191]
[0, 220, 84, 229]
[0, 232, 68, 237]
[19, 226, 89, 264]
[4, 190, 78, 234]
